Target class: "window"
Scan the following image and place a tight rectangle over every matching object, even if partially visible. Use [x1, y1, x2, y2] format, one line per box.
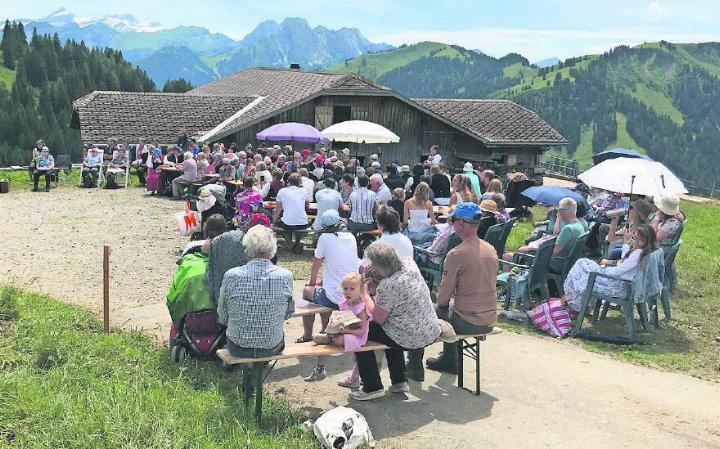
[333, 105, 351, 124]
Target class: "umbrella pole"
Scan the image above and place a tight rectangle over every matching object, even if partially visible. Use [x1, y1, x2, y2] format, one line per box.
[626, 175, 636, 229]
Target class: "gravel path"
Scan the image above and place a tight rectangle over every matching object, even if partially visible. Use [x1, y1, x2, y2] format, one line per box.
[2, 185, 719, 449]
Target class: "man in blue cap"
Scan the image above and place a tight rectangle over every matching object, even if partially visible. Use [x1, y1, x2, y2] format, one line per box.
[426, 202, 498, 374]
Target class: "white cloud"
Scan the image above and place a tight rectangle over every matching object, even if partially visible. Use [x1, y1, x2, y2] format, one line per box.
[372, 27, 720, 61]
[647, 2, 669, 20]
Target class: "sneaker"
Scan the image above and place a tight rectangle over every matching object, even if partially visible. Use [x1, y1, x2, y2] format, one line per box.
[388, 382, 409, 394]
[350, 389, 385, 401]
[338, 375, 361, 389]
[304, 367, 327, 382]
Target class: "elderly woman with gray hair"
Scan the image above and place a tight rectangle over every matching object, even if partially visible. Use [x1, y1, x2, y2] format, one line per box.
[351, 242, 441, 401]
[217, 225, 294, 358]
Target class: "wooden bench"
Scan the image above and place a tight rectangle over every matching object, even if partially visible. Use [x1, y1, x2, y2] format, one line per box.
[217, 341, 389, 423]
[291, 299, 332, 317]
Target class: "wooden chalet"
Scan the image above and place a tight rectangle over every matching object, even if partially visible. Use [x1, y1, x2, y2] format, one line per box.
[72, 67, 566, 169]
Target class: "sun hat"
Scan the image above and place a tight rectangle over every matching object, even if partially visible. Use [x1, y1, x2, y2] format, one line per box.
[654, 194, 680, 216]
[448, 202, 482, 223]
[463, 162, 474, 172]
[401, 164, 410, 173]
[196, 189, 217, 212]
[479, 199, 498, 213]
[321, 209, 341, 228]
[249, 213, 271, 228]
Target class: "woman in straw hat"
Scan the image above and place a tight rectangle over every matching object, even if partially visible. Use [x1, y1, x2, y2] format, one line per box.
[650, 195, 686, 245]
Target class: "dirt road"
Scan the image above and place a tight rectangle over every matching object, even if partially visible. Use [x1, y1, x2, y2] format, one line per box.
[2, 185, 719, 448]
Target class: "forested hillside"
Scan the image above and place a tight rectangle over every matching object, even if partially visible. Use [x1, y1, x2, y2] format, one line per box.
[0, 20, 155, 166]
[332, 41, 720, 189]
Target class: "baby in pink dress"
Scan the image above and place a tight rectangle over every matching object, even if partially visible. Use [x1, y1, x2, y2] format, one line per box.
[305, 273, 371, 383]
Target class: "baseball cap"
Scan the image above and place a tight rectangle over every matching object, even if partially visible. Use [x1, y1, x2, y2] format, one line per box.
[448, 202, 482, 223]
[321, 209, 341, 228]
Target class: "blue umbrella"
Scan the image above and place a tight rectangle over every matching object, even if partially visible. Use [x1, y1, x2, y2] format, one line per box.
[521, 186, 588, 206]
[592, 148, 653, 165]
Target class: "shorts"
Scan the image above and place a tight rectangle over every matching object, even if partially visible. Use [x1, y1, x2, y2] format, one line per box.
[277, 221, 309, 231]
[312, 287, 340, 310]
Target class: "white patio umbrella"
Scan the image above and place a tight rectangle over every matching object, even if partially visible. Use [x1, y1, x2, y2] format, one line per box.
[321, 120, 400, 144]
[578, 158, 688, 197]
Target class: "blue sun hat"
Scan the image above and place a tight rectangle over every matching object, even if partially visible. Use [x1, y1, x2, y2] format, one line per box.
[321, 209, 341, 228]
[447, 202, 482, 222]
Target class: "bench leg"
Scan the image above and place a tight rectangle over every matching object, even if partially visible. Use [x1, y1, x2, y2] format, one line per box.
[242, 365, 252, 408]
[457, 338, 481, 395]
[474, 338, 480, 396]
[457, 339, 464, 390]
[254, 363, 264, 425]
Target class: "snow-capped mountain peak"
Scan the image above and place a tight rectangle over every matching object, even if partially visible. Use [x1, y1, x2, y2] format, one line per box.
[39, 8, 164, 32]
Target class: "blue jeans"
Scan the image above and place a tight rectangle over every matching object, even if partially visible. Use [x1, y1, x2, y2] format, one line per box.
[312, 287, 340, 310]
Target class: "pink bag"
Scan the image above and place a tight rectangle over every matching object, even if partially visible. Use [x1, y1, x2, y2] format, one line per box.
[529, 298, 572, 338]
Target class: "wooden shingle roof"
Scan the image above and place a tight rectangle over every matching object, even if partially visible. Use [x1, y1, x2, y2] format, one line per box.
[189, 68, 390, 142]
[71, 91, 256, 144]
[412, 98, 567, 146]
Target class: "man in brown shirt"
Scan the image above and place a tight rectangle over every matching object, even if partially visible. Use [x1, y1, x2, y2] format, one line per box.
[427, 202, 498, 374]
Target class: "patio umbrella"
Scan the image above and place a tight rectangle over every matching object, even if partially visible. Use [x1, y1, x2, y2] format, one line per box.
[592, 147, 653, 165]
[521, 186, 588, 206]
[321, 120, 400, 144]
[578, 158, 687, 197]
[256, 122, 329, 144]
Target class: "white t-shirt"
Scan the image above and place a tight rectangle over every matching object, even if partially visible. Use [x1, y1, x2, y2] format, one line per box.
[313, 188, 344, 230]
[379, 232, 414, 258]
[429, 154, 442, 166]
[301, 176, 315, 201]
[315, 232, 360, 304]
[277, 186, 308, 226]
[374, 183, 392, 205]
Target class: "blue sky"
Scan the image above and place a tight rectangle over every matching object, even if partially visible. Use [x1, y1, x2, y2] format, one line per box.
[4, 0, 720, 60]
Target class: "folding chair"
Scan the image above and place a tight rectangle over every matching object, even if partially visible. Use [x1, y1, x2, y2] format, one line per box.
[497, 237, 556, 312]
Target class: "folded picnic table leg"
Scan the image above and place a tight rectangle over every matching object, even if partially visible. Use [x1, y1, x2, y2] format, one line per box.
[254, 363, 264, 424]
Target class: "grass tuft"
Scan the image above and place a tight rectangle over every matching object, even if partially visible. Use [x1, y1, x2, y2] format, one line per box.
[0, 286, 19, 321]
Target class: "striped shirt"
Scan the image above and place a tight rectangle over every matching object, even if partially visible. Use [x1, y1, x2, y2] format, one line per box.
[217, 259, 294, 349]
[349, 187, 376, 224]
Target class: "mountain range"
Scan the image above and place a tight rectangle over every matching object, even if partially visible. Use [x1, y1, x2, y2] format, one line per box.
[14, 8, 392, 87]
[329, 41, 720, 189]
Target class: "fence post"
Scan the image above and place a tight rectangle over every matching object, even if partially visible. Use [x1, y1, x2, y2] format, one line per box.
[103, 245, 110, 333]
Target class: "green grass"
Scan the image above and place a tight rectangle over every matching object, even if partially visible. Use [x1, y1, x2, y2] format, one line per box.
[0, 64, 14, 90]
[631, 83, 684, 125]
[327, 41, 461, 79]
[606, 112, 647, 153]
[544, 123, 595, 170]
[0, 286, 317, 448]
[499, 201, 720, 381]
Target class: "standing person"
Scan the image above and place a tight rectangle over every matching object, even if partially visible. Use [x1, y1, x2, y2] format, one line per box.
[346, 174, 376, 232]
[463, 162, 482, 198]
[424, 145, 442, 168]
[146, 148, 163, 194]
[176, 128, 189, 152]
[273, 173, 309, 252]
[171, 152, 197, 199]
[82, 146, 103, 188]
[352, 242, 441, 400]
[426, 202, 498, 374]
[33, 147, 55, 192]
[312, 178, 344, 231]
[302, 210, 361, 381]
[430, 165, 451, 205]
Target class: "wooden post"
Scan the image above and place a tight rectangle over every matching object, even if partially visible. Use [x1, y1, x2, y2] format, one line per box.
[103, 245, 110, 333]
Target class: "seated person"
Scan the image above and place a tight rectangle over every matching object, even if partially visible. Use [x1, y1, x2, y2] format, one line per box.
[265, 170, 285, 200]
[181, 213, 227, 258]
[312, 178, 344, 231]
[503, 198, 584, 272]
[346, 174, 377, 232]
[403, 182, 437, 245]
[217, 158, 235, 183]
[372, 205, 414, 260]
[604, 199, 653, 259]
[196, 188, 225, 225]
[477, 199, 499, 240]
[105, 148, 128, 189]
[217, 225, 294, 358]
[82, 146, 103, 188]
[234, 177, 263, 225]
[273, 173, 309, 252]
[387, 188, 406, 222]
[430, 165, 451, 205]
[427, 202, 498, 374]
[651, 195, 686, 245]
[33, 147, 55, 192]
[171, 152, 198, 199]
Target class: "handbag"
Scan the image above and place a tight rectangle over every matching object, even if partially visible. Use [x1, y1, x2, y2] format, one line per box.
[175, 201, 201, 236]
[529, 298, 572, 338]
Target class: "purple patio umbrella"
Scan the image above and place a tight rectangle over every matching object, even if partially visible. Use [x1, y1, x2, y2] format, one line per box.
[256, 122, 329, 144]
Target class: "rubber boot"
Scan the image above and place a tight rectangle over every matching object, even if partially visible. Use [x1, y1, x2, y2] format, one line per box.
[426, 342, 458, 374]
[406, 348, 425, 382]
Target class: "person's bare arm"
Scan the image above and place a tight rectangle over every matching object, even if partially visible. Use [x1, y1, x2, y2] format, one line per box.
[373, 303, 389, 324]
[309, 257, 323, 286]
[436, 252, 460, 307]
[428, 201, 436, 225]
[552, 244, 565, 256]
[273, 201, 283, 223]
[340, 309, 369, 336]
[403, 200, 410, 226]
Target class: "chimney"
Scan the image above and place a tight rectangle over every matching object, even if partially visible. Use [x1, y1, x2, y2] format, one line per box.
[289, 63, 301, 70]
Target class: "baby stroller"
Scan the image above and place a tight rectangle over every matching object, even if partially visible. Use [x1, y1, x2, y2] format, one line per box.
[506, 179, 537, 221]
[167, 252, 225, 362]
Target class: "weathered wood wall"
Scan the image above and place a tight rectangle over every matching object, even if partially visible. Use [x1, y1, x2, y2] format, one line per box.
[226, 94, 544, 169]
